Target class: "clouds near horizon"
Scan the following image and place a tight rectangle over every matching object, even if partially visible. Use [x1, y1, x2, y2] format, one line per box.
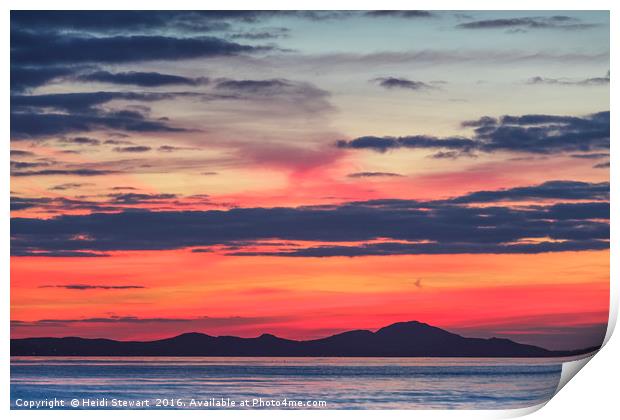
[11, 180, 609, 257]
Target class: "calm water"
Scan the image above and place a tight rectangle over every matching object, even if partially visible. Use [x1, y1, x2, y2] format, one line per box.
[11, 357, 565, 410]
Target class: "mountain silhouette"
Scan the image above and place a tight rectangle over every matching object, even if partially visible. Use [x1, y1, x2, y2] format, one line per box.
[10, 320, 599, 357]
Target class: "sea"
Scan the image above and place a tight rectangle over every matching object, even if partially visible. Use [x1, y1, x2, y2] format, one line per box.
[10, 357, 567, 410]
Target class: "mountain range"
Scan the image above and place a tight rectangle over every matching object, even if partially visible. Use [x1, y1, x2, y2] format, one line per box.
[10, 321, 599, 357]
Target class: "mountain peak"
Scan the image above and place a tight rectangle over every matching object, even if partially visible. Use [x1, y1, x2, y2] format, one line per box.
[257, 333, 279, 340]
[377, 320, 438, 334]
[168, 332, 211, 340]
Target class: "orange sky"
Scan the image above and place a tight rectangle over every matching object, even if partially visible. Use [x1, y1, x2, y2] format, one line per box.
[11, 249, 609, 350]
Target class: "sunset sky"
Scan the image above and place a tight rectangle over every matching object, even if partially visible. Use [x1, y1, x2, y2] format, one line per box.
[10, 11, 609, 350]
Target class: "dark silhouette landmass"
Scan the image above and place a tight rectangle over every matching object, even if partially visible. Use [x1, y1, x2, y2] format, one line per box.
[10, 321, 600, 357]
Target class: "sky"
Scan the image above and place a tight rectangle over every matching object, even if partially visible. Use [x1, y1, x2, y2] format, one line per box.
[10, 10, 609, 350]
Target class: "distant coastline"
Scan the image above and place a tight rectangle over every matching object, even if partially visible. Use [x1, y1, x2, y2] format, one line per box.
[11, 320, 600, 357]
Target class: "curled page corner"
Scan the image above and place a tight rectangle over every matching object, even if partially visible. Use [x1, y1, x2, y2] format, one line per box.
[495, 352, 600, 418]
[555, 354, 596, 396]
[497, 352, 599, 419]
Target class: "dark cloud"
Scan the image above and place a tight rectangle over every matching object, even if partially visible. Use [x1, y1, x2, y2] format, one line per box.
[192, 248, 214, 253]
[594, 161, 610, 169]
[11, 109, 185, 139]
[237, 239, 609, 257]
[215, 78, 320, 96]
[10, 91, 196, 139]
[113, 146, 152, 153]
[527, 72, 610, 86]
[11, 191, 219, 214]
[461, 116, 499, 127]
[337, 135, 476, 153]
[338, 111, 609, 155]
[157, 145, 196, 152]
[457, 16, 598, 31]
[11, 160, 51, 170]
[11, 91, 188, 112]
[104, 139, 135, 145]
[429, 150, 478, 159]
[11, 196, 52, 211]
[11, 181, 609, 257]
[448, 181, 609, 203]
[10, 11, 353, 35]
[10, 149, 35, 157]
[287, 11, 355, 21]
[9, 83, 330, 138]
[158, 145, 178, 152]
[12, 316, 180, 325]
[11, 169, 118, 177]
[10, 11, 236, 34]
[10, 65, 77, 93]
[11, 314, 290, 328]
[347, 172, 404, 178]
[10, 250, 111, 257]
[365, 11, 434, 18]
[570, 153, 610, 159]
[230, 28, 290, 40]
[107, 193, 177, 204]
[473, 111, 610, 153]
[11, 29, 266, 67]
[39, 284, 145, 290]
[9, 196, 110, 213]
[61, 136, 101, 146]
[49, 183, 92, 191]
[372, 77, 434, 91]
[76, 71, 209, 87]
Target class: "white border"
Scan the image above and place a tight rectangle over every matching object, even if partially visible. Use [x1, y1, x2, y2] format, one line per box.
[2, 1, 616, 419]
